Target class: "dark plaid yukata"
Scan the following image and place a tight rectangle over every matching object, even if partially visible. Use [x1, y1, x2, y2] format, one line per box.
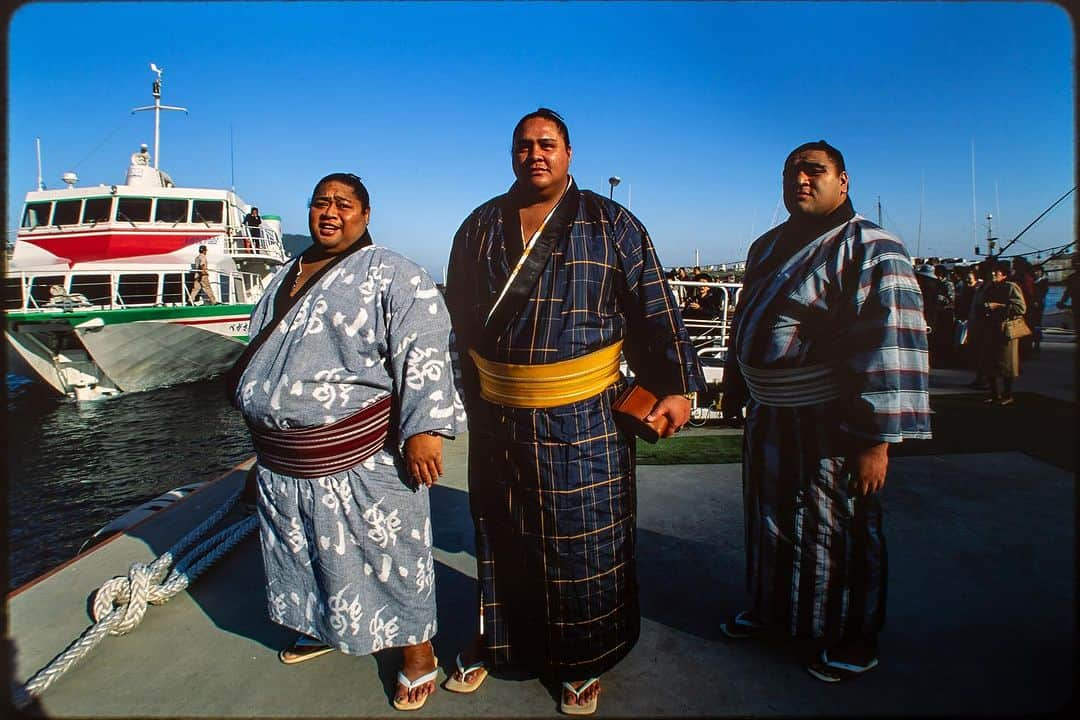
[724, 201, 931, 645]
[446, 179, 705, 680]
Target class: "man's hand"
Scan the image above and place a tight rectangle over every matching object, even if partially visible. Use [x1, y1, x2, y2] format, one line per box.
[404, 433, 443, 487]
[646, 394, 692, 438]
[848, 442, 889, 495]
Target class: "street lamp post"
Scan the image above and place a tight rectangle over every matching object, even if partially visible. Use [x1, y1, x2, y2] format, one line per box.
[608, 176, 621, 200]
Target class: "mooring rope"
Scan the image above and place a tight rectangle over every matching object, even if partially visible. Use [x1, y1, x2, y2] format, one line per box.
[12, 487, 258, 709]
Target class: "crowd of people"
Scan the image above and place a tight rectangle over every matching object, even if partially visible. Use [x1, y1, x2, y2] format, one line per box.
[911, 255, 1059, 404]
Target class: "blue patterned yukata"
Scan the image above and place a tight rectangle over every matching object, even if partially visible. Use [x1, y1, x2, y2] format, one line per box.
[724, 200, 931, 643]
[446, 179, 705, 680]
[235, 241, 465, 655]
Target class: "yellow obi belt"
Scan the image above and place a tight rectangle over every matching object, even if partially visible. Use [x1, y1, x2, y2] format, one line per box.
[468, 340, 624, 408]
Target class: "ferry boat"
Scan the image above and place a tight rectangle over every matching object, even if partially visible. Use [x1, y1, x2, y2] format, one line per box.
[3, 66, 288, 400]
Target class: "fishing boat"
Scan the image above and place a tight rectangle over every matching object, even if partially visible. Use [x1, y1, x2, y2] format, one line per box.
[3, 65, 288, 401]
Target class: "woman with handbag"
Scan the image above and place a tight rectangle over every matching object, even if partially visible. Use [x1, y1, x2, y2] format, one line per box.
[976, 261, 1028, 406]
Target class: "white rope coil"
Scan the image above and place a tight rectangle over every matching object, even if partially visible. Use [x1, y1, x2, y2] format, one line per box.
[13, 487, 258, 709]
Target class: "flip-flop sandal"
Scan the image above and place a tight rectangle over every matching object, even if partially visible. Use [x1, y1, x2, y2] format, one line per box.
[560, 678, 600, 716]
[443, 652, 488, 693]
[806, 650, 879, 683]
[278, 635, 335, 665]
[720, 610, 765, 639]
[393, 656, 440, 711]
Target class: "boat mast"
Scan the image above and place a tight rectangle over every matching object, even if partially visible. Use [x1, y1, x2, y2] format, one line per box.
[970, 139, 977, 255]
[35, 137, 44, 190]
[916, 172, 924, 258]
[131, 63, 187, 170]
[984, 213, 997, 259]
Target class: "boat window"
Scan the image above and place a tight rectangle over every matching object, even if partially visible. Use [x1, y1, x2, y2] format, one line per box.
[117, 197, 152, 223]
[53, 200, 82, 226]
[192, 200, 224, 224]
[29, 275, 66, 307]
[21, 202, 52, 228]
[163, 273, 185, 304]
[217, 276, 230, 304]
[82, 197, 112, 223]
[3, 277, 26, 310]
[69, 274, 112, 305]
[154, 198, 189, 223]
[117, 274, 159, 306]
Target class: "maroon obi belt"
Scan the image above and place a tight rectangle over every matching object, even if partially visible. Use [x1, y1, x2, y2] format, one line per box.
[247, 394, 393, 478]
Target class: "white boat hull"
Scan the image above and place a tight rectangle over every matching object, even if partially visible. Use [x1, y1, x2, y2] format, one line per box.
[5, 308, 250, 400]
[76, 317, 246, 392]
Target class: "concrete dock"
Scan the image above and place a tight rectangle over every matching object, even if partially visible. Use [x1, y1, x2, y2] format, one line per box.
[6, 329, 1075, 717]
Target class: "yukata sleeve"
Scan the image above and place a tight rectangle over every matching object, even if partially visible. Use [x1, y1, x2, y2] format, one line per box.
[839, 234, 932, 444]
[613, 208, 707, 396]
[384, 259, 465, 451]
[444, 212, 487, 427]
[721, 281, 751, 404]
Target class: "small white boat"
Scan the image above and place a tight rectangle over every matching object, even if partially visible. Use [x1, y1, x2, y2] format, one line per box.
[4, 65, 288, 401]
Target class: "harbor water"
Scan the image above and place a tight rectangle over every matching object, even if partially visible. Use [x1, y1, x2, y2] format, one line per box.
[5, 375, 253, 590]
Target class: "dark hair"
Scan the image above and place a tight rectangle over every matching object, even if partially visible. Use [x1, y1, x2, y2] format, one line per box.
[1011, 256, 1033, 273]
[198, 244, 207, 253]
[311, 172, 370, 209]
[785, 140, 846, 173]
[511, 108, 571, 149]
[993, 261, 1012, 276]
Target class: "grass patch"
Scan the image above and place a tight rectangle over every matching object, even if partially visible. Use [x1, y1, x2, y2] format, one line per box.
[635, 434, 742, 464]
[892, 392, 1077, 471]
[635, 392, 1076, 470]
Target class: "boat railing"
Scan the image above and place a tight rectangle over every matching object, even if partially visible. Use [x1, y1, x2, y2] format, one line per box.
[3, 268, 263, 313]
[670, 279, 742, 352]
[224, 224, 287, 262]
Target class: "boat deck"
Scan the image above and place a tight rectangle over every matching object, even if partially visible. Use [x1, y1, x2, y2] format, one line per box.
[7, 326, 1076, 717]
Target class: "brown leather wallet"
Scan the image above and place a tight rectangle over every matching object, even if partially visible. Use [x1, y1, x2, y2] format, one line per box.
[612, 383, 669, 443]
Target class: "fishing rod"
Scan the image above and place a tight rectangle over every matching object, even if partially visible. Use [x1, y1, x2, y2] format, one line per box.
[992, 185, 1077, 258]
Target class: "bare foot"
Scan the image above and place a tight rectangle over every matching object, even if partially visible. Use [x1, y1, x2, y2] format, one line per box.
[564, 678, 601, 708]
[395, 641, 437, 706]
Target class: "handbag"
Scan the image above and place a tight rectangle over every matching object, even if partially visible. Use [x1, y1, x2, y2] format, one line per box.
[612, 383, 669, 443]
[1002, 316, 1033, 340]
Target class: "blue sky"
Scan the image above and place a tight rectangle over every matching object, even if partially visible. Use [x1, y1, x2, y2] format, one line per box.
[6, 1, 1074, 279]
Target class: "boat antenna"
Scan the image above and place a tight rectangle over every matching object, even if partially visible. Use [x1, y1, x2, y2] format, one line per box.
[131, 63, 188, 170]
[229, 123, 236, 192]
[993, 185, 1077, 258]
[915, 172, 924, 258]
[35, 137, 44, 190]
[970, 139, 977, 255]
[876, 195, 883, 227]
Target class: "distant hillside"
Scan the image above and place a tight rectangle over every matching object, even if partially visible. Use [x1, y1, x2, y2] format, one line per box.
[282, 233, 310, 258]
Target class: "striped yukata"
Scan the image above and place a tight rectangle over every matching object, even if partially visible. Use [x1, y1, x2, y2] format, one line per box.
[235, 243, 465, 655]
[724, 204, 931, 643]
[446, 179, 705, 680]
